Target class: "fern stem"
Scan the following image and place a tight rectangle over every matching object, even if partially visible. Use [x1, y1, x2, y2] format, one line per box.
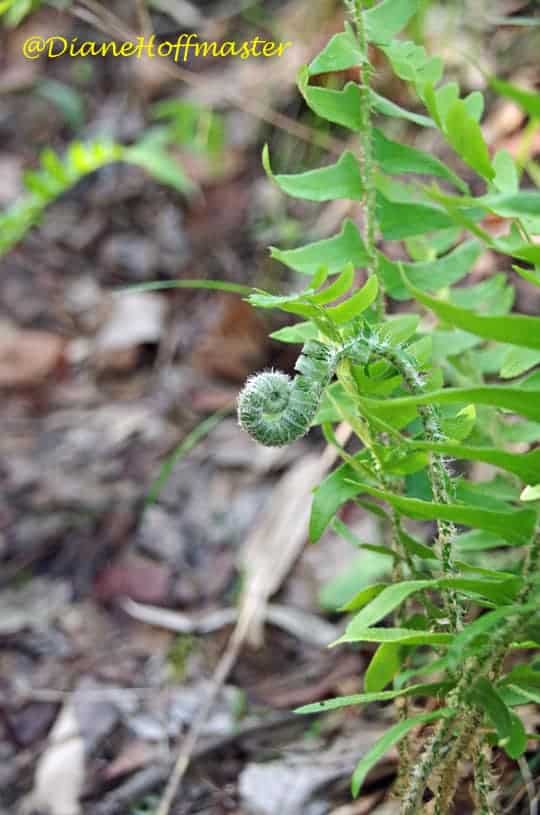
[345, 0, 384, 319]
[432, 714, 478, 815]
[349, 337, 464, 630]
[336, 356, 414, 778]
[472, 745, 499, 815]
[400, 536, 539, 815]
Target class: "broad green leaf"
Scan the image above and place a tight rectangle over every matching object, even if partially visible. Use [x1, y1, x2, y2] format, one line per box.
[340, 583, 389, 613]
[512, 244, 540, 265]
[372, 128, 466, 192]
[444, 99, 494, 180]
[370, 89, 435, 128]
[378, 240, 481, 300]
[345, 483, 538, 546]
[501, 347, 540, 379]
[489, 76, 540, 119]
[395, 655, 450, 689]
[429, 81, 458, 124]
[345, 580, 433, 629]
[263, 145, 363, 201]
[406, 440, 540, 484]
[440, 404, 476, 442]
[298, 72, 362, 131]
[501, 665, 540, 689]
[295, 682, 448, 715]
[270, 322, 318, 343]
[492, 150, 519, 194]
[513, 264, 540, 288]
[377, 192, 454, 239]
[335, 627, 454, 647]
[346, 577, 518, 638]
[364, 642, 402, 692]
[497, 418, 540, 444]
[464, 91, 485, 123]
[351, 709, 452, 797]
[247, 288, 322, 320]
[507, 684, 540, 705]
[325, 276, 379, 322]
[361, 385, 540, 423]
[271, 219, 367, 276]
[449, 273, 514, 315]
[437, 576, 520, 605]
[457, 475, 521, 505]
[431, 329, 481, 360]
[469, 678, 527, 759]
[399, 530, 436, 560]
[455, 530, 505, 552]
[377, 314, 420, 345]
[311, 264, 355, 304]
[481, 190, 540, 218]
[308, 23, 365, 75]
[402, 271, 540, 350]
[405, 228, 462, 261]
[309, 459, 364, 542]
[364, 0, 420, 44]
[381, 40, 442, 87]
[382, 448, 429, 476]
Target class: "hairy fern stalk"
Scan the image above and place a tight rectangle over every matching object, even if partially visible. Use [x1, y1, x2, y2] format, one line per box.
[237, 1, 540, 813]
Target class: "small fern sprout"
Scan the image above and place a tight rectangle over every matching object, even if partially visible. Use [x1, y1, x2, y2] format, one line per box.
[237, 340, 338, 446]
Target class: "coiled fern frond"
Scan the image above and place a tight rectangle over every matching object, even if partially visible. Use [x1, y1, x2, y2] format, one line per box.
[237, 340, 338, 446]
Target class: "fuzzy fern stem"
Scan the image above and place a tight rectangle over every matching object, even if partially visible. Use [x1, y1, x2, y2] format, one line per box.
[345, 0, 384, 319]
[344, 334, 464, 630]
[401, 529, 539, 815]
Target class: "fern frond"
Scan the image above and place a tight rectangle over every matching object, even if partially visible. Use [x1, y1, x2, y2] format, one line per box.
[0, 136, 192, 257]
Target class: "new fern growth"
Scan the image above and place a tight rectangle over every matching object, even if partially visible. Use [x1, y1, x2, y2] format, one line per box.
[237, 2, 540, 813]
[238, 340, 338, 446]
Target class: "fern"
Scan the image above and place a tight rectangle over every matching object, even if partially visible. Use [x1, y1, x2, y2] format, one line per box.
[0, 0, 71, 26]
[0, 136, 193, 257]
[235, 2, 540, 813]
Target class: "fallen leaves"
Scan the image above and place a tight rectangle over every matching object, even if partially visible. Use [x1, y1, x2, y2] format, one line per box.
[0, 324, 66, 388]
[93, 553, 172, 606]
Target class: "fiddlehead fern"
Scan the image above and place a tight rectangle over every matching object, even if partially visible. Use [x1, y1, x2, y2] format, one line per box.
[237, 340, 338, 446]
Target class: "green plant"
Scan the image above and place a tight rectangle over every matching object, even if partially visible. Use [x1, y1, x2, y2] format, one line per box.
[0, 0, 71, 26]
[0, 100, 226, 257]
[236, 1, 540, 812]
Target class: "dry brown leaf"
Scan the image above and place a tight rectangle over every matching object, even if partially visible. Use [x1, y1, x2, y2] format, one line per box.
[0, 327, 66, 388]
[93, 553, 172, 605]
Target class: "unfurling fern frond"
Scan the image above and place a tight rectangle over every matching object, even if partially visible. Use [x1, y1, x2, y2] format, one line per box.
[237, 340, 338, 446]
